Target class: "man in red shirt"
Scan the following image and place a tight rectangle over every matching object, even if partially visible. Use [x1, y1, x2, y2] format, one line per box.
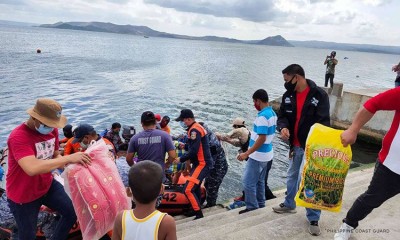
[334, 87, 400, 240]
[272, 64, 330, 236]
[6, 98, 91, 240]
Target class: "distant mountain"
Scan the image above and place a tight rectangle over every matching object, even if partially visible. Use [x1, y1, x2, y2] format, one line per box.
[39, 21, 286, 46]
[290, 40, 400, 55]
[38, 21, 400, 54]
[257, 35, 293, 47]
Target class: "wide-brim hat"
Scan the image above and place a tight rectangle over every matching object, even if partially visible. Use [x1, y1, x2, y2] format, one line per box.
[27, 98, 67, 128]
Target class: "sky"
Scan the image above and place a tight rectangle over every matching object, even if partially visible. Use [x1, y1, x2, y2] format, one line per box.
[0, 0, 399, 46]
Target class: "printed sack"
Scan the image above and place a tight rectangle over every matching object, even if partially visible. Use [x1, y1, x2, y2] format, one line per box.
[295, 123, 352, 212]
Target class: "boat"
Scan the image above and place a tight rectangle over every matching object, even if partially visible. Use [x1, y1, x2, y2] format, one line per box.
[143, 35, 149, 38]
[158, 175, 206, 215]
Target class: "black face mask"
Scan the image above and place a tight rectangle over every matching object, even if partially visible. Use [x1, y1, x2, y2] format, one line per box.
[284, 76, 297, 93]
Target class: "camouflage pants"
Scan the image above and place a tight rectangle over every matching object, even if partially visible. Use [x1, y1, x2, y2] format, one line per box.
[205, 151, 228, 206]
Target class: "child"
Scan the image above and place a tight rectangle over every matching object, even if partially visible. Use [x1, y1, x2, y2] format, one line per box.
[165, 141, 190, 184]
[112, 160, 177, 240]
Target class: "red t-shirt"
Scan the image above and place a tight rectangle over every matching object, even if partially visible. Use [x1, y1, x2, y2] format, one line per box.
[293, 86, 310, 147]
[6, 123, 59, 203]
[364, 87, 400, 174]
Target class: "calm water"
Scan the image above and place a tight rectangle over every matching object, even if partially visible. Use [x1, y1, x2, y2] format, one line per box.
[0, 25, 396, 202]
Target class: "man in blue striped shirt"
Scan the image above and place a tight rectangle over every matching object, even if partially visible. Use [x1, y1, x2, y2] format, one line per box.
[237, 89, 277, 214]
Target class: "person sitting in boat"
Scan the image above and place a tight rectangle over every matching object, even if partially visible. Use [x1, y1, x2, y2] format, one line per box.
[165, 140, 188, 184]
[160, 116, 171, 134]
[155, 113, 162, 129]
[112, 160, 177, 240]
[104, 122, 124, 151]
[59, 124, 73, 145]
[71, 123, 117, 161]
[59, 124, 73, 156]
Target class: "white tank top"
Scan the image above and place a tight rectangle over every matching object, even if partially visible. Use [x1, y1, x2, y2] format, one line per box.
[122, 210, 166, 240]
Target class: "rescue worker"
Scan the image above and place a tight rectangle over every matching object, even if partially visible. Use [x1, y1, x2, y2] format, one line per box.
[173, 109, 212, 220]
[199, 122, 228, 208]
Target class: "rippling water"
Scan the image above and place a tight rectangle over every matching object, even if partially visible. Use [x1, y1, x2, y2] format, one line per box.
[0, 25, 396, 202]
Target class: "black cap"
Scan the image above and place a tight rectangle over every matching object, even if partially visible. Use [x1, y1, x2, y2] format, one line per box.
[72, 123, 95, 143]
[175, 109, 194, 121]
[141, 111, 156, 123]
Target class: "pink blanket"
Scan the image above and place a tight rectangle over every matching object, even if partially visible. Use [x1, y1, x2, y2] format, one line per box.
[63, 139, 131, 240]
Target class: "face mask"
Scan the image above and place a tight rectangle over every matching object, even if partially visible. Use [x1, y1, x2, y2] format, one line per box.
[284, 78, 297, 93]
[113, 130, 119, 134]
[179, 121, 187, 129]
[80, 142, 88, 149]
[254, 102, 261, 111]
[36, 124, 54, 135]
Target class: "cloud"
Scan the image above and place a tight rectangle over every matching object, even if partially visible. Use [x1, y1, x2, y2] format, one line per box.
[309, 0, 335, 3]
[104, 0, 130, 4]
[143, 0, 279, 22]
[313, 10, 357, 25]
[362, 0, 392, 7]
[0, 0, 26, 5]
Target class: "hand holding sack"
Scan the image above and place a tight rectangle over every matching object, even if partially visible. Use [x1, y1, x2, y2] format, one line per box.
[295, 124, 352, 212]
[62, 139, 131, 240]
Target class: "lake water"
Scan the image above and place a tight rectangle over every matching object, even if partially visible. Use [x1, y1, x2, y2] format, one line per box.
[0, 25, 396, 202]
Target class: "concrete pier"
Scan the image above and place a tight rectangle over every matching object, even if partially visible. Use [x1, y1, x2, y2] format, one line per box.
[176, 166, 400, 239]
[271, 83, 393, 144]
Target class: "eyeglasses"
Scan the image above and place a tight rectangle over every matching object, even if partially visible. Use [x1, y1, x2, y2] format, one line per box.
[284, 75, 296, 83]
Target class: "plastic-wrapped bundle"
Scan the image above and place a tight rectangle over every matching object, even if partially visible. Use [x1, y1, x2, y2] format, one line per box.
[63, 139, 131, 240]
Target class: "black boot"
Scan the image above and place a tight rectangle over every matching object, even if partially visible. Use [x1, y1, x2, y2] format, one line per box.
[193, 210, 204, 220]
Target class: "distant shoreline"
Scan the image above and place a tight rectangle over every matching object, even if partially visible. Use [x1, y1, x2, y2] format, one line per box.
[1, 19, 399, 54]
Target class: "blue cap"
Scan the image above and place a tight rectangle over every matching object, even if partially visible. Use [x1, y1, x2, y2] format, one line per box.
[72, 123, 95, 143]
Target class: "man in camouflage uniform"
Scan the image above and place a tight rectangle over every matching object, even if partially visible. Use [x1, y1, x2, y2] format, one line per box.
[216, 117, 276, 201]
[200, 122, 228, 208]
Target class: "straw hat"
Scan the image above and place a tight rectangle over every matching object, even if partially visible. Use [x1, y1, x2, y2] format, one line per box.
[26, 98, 67, 128]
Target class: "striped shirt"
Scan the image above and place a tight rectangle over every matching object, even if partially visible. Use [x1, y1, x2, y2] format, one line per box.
[249, 106, 277, 162]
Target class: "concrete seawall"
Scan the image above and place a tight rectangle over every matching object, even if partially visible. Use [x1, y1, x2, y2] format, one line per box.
[271, 83, 393, 144]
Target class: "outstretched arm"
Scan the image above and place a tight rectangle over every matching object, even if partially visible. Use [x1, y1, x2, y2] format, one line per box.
[341, 107, 374, 147]
[18, 152, 91, 176]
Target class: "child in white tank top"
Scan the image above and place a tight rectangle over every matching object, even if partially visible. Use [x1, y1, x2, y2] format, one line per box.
[112, 160, 176, 240]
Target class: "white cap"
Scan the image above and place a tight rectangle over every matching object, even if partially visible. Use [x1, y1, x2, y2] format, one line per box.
[232, 117, 245, 126]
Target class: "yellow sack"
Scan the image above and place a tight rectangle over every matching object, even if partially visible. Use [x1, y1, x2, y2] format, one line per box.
[295, 123, 352, 212]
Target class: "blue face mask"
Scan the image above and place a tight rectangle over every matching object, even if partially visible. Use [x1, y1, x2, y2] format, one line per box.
[179, 121, 187, 129]
[36, 124, 54, 135]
